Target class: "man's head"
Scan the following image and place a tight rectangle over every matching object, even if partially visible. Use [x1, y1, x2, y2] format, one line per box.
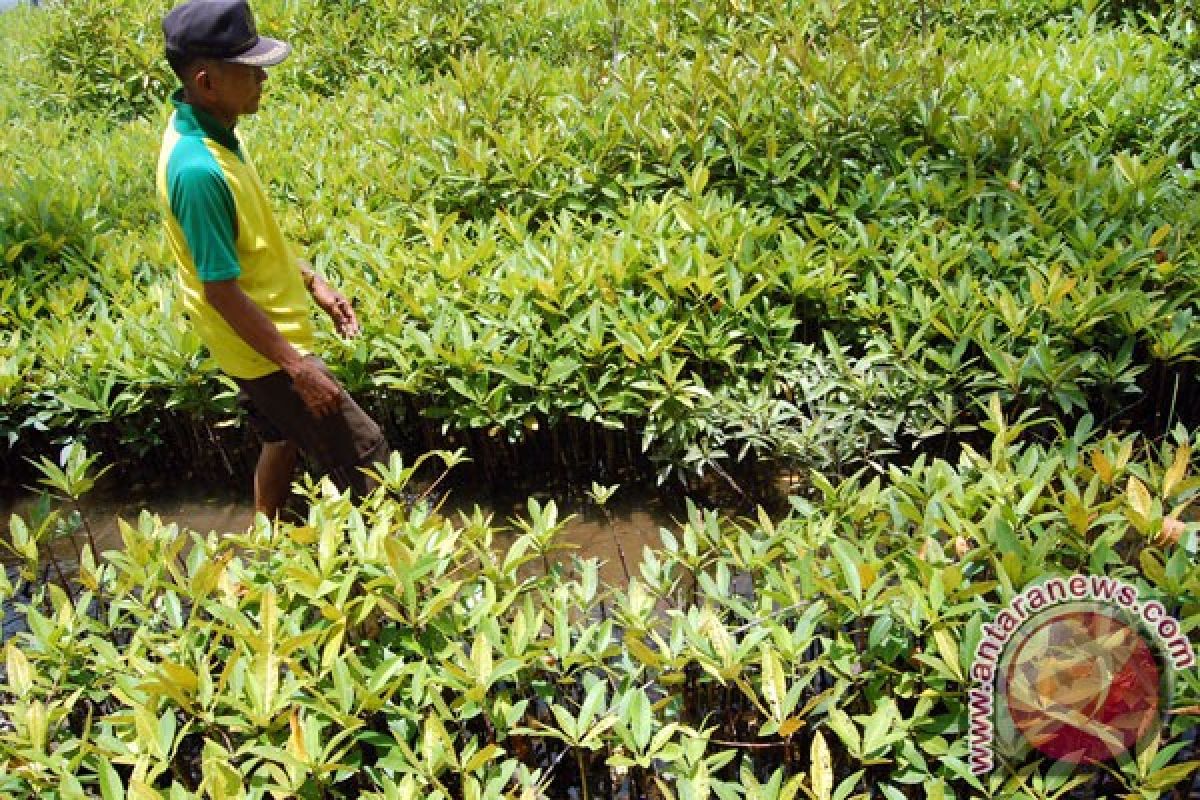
[163, 0, 290, 123]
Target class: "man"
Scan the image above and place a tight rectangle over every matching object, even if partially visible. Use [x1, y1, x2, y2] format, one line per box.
[157, 0, 389, 517]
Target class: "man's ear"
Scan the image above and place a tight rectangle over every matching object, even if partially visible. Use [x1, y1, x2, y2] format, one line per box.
[190, 60, 217, 97]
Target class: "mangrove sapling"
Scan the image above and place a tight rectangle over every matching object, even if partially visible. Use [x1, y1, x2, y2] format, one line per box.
[5, 8, 1200, 490]
[588, 481, 633, 585]
[509, 497, 576, 579]
[28, 443, 109, 567]
[4, 508, 75, 605]
[0, 426, 1198, 794]
[516, 677, 616, 800]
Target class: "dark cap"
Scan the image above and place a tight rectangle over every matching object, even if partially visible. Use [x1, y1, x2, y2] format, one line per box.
[163, 0, 291, 67]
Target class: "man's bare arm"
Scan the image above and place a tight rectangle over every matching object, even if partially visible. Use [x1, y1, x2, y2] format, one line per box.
[203, 279, 341, 417]
[297, 259, 360, 338]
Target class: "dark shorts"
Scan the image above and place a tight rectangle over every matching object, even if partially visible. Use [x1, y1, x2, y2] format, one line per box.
[235, 356, 390, 497]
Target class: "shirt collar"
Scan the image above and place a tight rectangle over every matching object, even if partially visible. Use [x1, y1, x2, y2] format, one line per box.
[170, 89, 241, 155]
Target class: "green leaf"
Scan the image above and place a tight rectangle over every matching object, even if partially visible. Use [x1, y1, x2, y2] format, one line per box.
[1127, 475, 1152, 520]
[861, 698, 898, 754]
[1144, 760, 1200, 790]
[760, 644, 787, 722]
[830, 541, 863, 602]
[630, 688, 652, 752]
[826, 709, 861, 757]
[811, 730, 833, 800]
[6, 642, 32, 697]
[463, 743, 502, 773]
[932, 628, 962, 682]
[98, 760, 125, 800]
[832, 769, 865, 800]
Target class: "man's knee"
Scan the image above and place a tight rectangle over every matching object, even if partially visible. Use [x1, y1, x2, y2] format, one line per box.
[259, 439, 299, 466]
[264, 439, 298, 456]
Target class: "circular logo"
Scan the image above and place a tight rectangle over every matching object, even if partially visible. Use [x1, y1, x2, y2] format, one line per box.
[996, 605, 1167, 765]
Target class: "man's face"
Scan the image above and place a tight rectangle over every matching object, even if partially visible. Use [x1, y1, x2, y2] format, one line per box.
[193, 60, 268, 123]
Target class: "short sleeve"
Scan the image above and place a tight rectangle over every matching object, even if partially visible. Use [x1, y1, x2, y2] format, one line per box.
[168, 163, 241, 282]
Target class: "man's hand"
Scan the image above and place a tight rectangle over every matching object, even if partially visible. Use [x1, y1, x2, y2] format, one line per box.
[300, 261, 360, 338]
[311, 278, 360, 338]
[283, 355, 342, 418]
[204, 279, 345, 418]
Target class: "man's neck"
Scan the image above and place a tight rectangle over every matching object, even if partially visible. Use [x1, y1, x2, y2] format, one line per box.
[181, 88, 237, 130]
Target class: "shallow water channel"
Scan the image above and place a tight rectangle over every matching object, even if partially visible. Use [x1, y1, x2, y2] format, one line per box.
[1, 488, 674, 573]
[0, 485, 681, 641]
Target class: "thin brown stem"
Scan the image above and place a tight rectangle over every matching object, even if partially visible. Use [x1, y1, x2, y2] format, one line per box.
[46, 550, 76, 604]
[72, 498, 100, 566]
[707, 738, 790, 749]
[576, 747, 590, 800]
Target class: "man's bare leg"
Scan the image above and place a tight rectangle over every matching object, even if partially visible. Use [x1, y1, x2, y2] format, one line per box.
[254, 440, 298, 519]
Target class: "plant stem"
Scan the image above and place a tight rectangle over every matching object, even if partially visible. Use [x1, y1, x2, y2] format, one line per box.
[72, 498, 100, 568]
[71, 496, 110, 618]
[576, 747, 590, 800]
[47, 548, 76, 603]
[1165, 370, 1180, 436]
[416, 463, 453, 506]
[606, 508, 632, 584]
[610, 0, 622, 74]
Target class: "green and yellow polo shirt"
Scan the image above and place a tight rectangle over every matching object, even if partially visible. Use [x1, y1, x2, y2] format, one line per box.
[157, 90, 313, 380]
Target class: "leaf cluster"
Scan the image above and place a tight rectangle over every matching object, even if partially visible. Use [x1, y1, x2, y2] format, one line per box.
[2, 431, 1199, 798]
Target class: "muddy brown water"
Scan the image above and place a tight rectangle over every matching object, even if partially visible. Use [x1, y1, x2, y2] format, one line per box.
[0, 487, 676, 588]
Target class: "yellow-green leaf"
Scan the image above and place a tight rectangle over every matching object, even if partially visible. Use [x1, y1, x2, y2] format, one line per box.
[1145, 760, 1200, 790]
[463, 743, 502, 773]
[811, 730, 832, 800]
[1164, 443, 1190, 498]
[256, 589, 280, 721]
[97, 760, 124, 800]
[289, 709, 309, 765]
[778, 716, 804, 738]
[1127, 475, 1152, 520]
[933, 628, 962, 681]
[27, 700, 47, 755]
[202, 740, 243, 800]
[626, 635, 662, 669]
[760, 645, 786, 721]
[1091, 450, 1113, 484]
[160, 661, 198, 694]
[1149, 224, 1172, 249]
[471, 631, 493, 684]
[128, 780, 160, 800]
[6, 642, 31, 696]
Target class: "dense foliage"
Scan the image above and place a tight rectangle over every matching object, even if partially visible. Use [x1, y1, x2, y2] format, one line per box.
[3, 0, 1200, 797]
[3, 0, 1200, 489]
[3, 434, 1200, 799]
